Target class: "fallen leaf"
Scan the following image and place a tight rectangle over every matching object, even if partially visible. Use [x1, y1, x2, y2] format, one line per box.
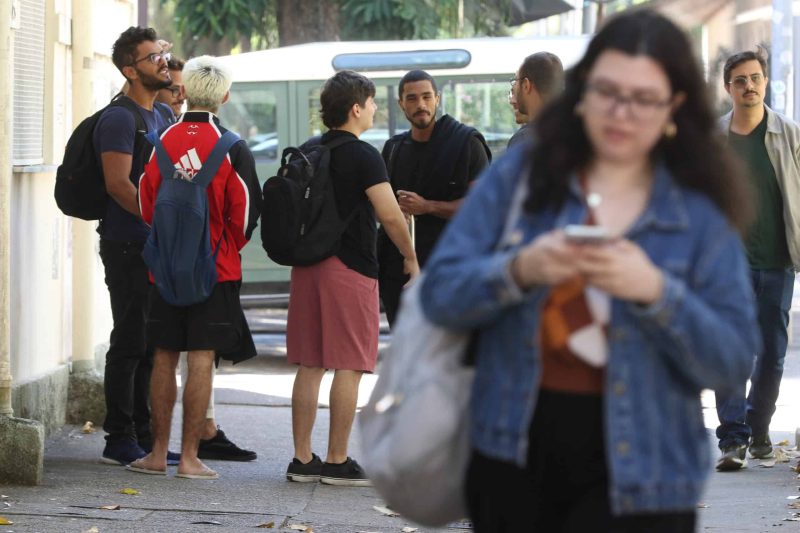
[778, 439, 791, 447]
[402, 528, 419, 532]
[82, 421, 96, 434]
[775, 448, 791, 463]
[0, 516, 13, 525]
[787, 495, 800, 500]
[696, 503, 709, 508]
[191, 520, 222, 525]
[372, 505, 399, 517]
[759, 460, 776, 468]
[81, 527, 99, 533]
[256, 522, 275, 529]
[118, 488, 139, 495]
[99, 504, 120, 511]
[789, 502, 800, 509]
[288, 525, 313, 532]
[0, 495, 7, 499]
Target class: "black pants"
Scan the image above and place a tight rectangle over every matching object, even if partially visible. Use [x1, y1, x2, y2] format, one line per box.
[466, 390, 696, 533]
[99, 239, 152, 445]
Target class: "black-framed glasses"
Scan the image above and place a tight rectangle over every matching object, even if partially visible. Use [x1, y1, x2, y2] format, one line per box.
[727, 73, 764, 89]
[132, 51, 172, 66]
[164, 85, 182, 97]
[584, 82, 672, 121]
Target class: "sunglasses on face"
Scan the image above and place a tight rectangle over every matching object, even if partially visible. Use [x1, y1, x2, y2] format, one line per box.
[727, 73, 764, 89]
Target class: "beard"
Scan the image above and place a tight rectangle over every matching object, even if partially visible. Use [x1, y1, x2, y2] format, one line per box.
[406, 110, 434, 130]
[137, 68, 172, 91]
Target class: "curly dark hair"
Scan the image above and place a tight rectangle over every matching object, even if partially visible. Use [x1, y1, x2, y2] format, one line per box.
[111, 26, 158, 74]
[320, 70, 376, 129]
[529, 9, 751, 233]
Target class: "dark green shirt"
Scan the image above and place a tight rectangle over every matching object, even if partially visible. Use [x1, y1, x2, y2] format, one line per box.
[729, 112, 791, 269]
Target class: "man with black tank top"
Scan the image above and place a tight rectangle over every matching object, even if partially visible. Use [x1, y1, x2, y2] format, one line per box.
[378, 70, 491, 326]
[715, 48, 800, 471]
[94, 27, 175, 467]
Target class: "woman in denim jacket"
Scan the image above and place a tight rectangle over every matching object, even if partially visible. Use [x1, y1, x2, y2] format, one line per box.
[419, 10, 759, 533]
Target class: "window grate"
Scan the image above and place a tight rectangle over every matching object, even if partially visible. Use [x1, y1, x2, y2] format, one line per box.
[12, 0, 46, 166]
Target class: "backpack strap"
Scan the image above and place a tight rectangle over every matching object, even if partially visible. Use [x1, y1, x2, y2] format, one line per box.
[192, 131, 241, 188]
[110, 95, 147, 134]
[145, 131, 178, 183]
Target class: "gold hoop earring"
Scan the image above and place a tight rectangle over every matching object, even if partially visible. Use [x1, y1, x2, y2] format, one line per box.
[664, 121, 677, 139]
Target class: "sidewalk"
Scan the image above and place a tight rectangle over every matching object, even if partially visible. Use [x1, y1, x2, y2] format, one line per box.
[1, 354, 799, 532]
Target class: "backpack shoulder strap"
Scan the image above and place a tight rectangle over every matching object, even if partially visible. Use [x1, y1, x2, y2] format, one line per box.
[110, 95, 147, 133]
[193, 131, 242, 188]
[145, 131, 177, 182]
[321, 134, 359, 151]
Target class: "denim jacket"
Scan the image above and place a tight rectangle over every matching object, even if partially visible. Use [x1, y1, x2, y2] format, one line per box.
[419, 146, 760, 514]
[720, 104, 800, 269]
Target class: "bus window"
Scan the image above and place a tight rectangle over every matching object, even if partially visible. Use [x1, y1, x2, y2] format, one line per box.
[218, 83, 280, 163]
[439, 79, 516, 157]
[306, 84, 395, 152]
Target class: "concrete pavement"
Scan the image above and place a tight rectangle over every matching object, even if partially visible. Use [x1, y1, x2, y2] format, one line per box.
[1, 353, 800, 532]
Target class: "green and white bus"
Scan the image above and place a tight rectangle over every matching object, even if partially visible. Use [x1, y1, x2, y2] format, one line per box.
[216, 35, 589, 288]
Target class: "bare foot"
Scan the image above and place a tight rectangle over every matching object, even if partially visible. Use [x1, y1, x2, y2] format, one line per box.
[128, 453, 167, 474]
[177, 455, 217, 478]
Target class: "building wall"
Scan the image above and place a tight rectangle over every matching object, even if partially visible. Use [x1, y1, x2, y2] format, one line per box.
[8, 0, 137, 432]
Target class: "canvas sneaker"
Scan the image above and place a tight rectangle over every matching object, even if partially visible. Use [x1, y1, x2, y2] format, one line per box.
[319, 457, 372, 487]
[715, 443, 748, 471]
[100, 439, 146, 466]
[198, 427, 257, 461]
[286, 453, 323, 482]
[749, 434, 774, 459]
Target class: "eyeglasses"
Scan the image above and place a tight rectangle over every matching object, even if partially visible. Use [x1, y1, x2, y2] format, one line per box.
[584, 82, 672, 121]
[727, 73, 764, 89]
[509, 76, 522, 87]
[164, 85, 183, 97]
[132, 51, 172, 66]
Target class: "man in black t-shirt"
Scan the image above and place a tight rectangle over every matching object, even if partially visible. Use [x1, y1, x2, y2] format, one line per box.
[715, 49, 800, 472]
[285, 71, 418, 487]
[378, 70, 491, 326]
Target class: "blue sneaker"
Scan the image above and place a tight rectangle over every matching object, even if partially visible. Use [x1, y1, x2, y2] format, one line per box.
[139, 441, 181, 466]
[101, 439, 146, 466]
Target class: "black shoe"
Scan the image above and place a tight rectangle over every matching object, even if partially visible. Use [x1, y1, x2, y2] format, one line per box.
[286, 453, 323, 483]
[198, 427, 257, 461]
[716, 443, 748, 471]
[319, 457, 372, 487]
[749, 434, 774, 459]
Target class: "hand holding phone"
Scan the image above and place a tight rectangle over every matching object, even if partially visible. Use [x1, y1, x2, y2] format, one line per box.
[563, 224, 611, 245]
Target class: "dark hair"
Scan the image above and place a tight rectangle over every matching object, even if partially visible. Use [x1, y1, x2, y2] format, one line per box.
[398, 70, 438, 98]
[320, 70, 376, 129]
[167, 56, 185, 72]
[519, 52, 564, 103]
[111, 26, 158, 74]
[530, 9, 751, 233]
[723, 48, 768, 84]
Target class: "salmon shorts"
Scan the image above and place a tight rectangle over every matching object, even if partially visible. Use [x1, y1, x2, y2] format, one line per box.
[286, 255, 380, 372]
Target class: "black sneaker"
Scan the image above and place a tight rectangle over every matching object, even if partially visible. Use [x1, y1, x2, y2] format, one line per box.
[749, 434, 774, 459]
[101, 439, 146, 466]
[286, 453, 323, 482]
[319, 457, 372, 487]
[716, 443, 748, 471]
[198, 427, 257, 461]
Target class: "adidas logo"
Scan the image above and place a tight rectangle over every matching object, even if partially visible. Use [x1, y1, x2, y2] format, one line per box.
[172, 148, 202, 181]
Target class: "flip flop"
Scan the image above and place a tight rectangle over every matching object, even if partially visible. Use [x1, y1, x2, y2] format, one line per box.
[175, 468, 219, 480]
[126, 460, 167, 476]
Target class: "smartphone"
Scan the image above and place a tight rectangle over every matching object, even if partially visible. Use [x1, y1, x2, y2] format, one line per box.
[563, 224, 611, 244]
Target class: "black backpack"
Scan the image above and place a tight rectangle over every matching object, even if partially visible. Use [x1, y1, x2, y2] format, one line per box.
[261, 135, 359, 266]
[54, 95, 168, 220]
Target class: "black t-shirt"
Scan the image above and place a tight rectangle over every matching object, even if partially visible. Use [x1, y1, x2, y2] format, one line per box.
[323, 129, 389, 279]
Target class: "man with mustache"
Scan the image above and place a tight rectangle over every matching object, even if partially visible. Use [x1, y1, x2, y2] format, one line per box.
[94, 27, 175, 466]
[715, 49, 800, 471]
[378, 70, 491, 326]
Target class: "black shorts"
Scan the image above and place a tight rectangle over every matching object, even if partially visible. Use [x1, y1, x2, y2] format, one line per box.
[146, 280, 249, 355]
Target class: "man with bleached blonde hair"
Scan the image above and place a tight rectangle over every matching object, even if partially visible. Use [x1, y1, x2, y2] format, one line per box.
[130, 55, 261, 479]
